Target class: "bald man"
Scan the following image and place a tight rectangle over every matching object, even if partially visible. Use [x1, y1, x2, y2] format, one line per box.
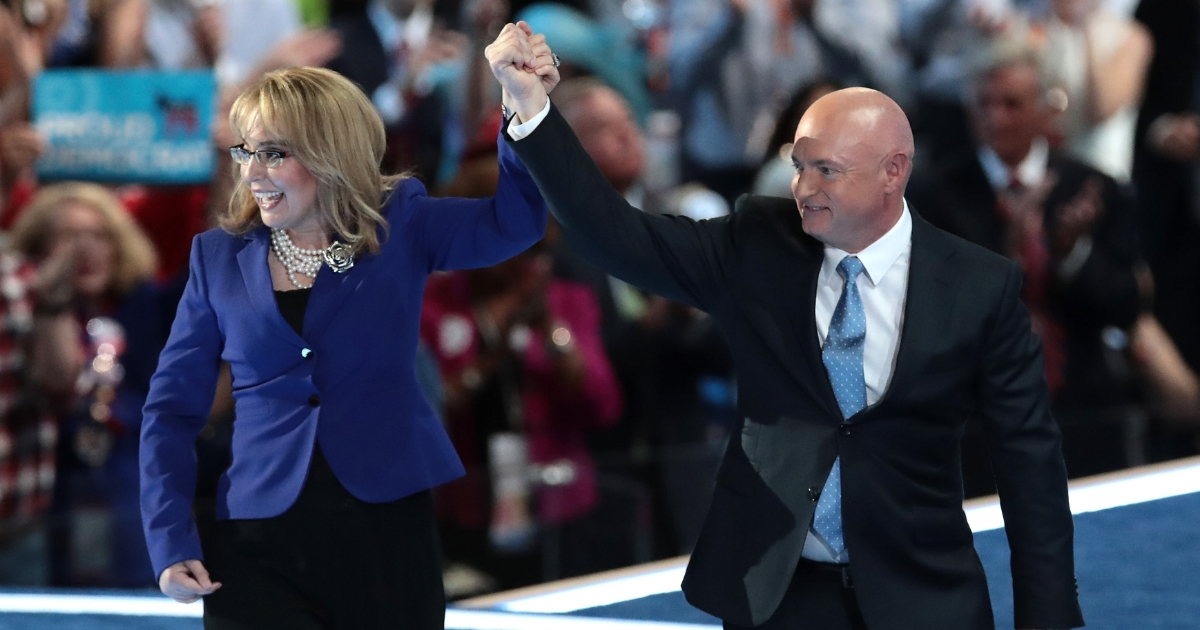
[505, 86, 1082, 630]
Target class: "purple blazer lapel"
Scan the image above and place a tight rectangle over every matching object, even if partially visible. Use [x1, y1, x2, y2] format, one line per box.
[236, 228, 304, 347]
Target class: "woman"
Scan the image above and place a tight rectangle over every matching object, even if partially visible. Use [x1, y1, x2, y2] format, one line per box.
[10, 182, 166, 587]
[140, 24, 559, 629]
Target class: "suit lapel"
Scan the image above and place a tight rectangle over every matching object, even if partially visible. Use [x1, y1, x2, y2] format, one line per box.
[786, 249, 843, 420]
[882, 213, 957, 403]
[237, 228, 305, 346]
[738, 199, 842, 421]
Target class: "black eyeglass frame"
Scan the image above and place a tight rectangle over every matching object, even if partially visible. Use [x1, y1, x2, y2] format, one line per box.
[229, 144, 289, 168]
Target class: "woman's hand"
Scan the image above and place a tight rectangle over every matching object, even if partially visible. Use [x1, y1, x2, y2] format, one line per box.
[485, 21, 560, 123]
[159, 559, 222, 603]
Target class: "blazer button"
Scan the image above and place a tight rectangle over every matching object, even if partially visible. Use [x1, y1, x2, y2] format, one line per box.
[308, 394, 321, 407]
[807, 487, 821, 502]
[839, 423, 851, 436]
[301, 348, 313, 359]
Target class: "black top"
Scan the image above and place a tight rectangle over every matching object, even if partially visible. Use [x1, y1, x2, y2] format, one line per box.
[274, 288, 312, 337]
[273, 288, 341, 492]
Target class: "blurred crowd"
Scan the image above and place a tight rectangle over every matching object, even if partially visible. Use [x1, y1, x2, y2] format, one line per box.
[1, 0, 1199, 598]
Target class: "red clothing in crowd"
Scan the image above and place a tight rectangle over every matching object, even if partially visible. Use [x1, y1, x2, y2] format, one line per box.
[0, 253, 56, 535]
[421, 272, 622, 528]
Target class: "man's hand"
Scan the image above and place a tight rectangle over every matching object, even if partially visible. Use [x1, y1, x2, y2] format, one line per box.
[1051, 176, 1103, 257]
[485, 21, 560, 123]
[1149, 113, 1200, 162]
[159, 559, 221, 603]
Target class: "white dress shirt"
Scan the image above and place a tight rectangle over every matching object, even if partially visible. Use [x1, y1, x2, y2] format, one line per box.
[977, 138, 1093, 279]
[505, 100, 552, 139]
[802, 201, 913, 563]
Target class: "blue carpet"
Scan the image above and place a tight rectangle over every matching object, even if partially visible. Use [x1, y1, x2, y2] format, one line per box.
[0, 614, 199, 630]
[573, 492, 1200, 629]
[976, 491, 1200, 630]
[572, 590, 721, 625]
[2, 491, 1197, 629]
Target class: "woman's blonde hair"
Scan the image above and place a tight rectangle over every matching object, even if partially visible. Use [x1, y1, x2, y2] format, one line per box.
[10, 182, 158, 296]
[223, 66, 404, 254]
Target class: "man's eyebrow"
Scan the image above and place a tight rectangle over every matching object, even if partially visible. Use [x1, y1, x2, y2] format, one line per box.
[793, 157, 842, 169]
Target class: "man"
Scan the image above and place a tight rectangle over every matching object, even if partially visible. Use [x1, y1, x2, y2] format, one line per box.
[909, 41, 1143, 482]
[501, 28, 1082, 628]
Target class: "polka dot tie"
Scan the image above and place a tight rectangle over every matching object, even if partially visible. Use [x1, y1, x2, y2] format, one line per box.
[814, 256, 867, 556]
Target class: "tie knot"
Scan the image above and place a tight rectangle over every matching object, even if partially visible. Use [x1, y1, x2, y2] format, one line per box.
[1007, 172, 1024, 193]
[837, 256, 865, 283]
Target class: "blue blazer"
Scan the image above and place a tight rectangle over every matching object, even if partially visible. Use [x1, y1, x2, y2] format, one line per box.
[140, 139, 548, 579]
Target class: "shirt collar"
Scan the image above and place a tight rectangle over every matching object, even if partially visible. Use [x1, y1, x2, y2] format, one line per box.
[822, 199, 913, 287]
[977, 137, 1049, 190]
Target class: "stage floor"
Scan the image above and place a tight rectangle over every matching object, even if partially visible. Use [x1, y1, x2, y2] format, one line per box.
[2, 456, 1198, 629]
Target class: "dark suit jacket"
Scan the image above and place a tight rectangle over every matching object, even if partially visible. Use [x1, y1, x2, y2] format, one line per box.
[908, 149, 1142, 413]
[507, 106, 1083, 629]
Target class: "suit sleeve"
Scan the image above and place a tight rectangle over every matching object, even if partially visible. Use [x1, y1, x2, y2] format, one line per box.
[406, 131, 549, 272]
[140, 235, 224, 581]
[977, 263, 1084, 629]
[504, 104, 733, 312]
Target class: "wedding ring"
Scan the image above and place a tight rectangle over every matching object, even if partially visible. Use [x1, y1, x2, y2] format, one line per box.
[552, 53, 560, 68]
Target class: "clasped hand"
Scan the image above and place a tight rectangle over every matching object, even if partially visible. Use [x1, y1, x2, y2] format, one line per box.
[484, 21, 560, 123]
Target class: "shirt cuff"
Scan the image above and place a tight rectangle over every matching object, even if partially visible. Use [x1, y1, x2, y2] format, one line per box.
[507, 100, 552, 141]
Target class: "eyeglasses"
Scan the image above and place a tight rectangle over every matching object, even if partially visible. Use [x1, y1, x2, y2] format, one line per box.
[229, 145, 288, 168]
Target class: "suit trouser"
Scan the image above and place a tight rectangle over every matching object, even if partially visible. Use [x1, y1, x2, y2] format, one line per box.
[202, 446, 445, 630]
[723, 559, 868, 630]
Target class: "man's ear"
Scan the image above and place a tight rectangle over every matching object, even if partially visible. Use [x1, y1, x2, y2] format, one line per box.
[883, 152, 912, 194]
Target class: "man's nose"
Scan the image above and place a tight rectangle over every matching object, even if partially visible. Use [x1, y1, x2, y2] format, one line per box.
[792, 169, 816, 200]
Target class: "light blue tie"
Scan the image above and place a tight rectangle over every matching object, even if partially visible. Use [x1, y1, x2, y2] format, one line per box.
[814, 256, 867, 556]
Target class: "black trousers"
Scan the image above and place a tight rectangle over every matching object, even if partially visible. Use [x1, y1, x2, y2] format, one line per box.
[202, 447, 445, 630]
[723, 559, 868, 630]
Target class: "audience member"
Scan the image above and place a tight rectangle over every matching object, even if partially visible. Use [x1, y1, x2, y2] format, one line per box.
[10, 182, 166, 586]
[422, 242, 622, 589]
[1132, 0, 1200, 373]
[909, 39, 1144, 486]
[1038, 0, 1153, 182]
[0, 246, 81, 585]
[669, 0, 903, 203]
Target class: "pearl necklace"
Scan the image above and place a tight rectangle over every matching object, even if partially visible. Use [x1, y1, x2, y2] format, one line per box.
[270, 228, 326, 289]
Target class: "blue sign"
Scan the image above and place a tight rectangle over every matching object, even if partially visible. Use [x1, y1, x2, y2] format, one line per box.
[33, 70, 217, 184]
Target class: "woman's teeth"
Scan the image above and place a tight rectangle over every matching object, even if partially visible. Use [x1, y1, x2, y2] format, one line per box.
[255, 191, 283, 209]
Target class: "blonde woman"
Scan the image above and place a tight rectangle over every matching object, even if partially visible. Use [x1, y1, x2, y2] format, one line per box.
[10, 181, 165, 587]
[139, 23, 559, 629]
